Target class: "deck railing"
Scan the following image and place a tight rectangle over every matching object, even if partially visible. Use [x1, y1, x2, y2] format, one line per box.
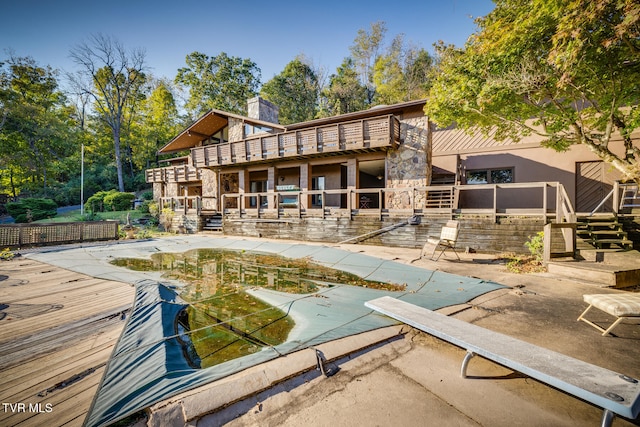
[158, 196, 203, 215]
[191, 114, 400, 168]
[146, 165, 201, 184]
[0, 221, 119, 248]
[216, 182, 574, 222]
[616, 182, 640, 212]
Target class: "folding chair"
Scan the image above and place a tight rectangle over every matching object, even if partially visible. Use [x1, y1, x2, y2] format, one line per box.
[578, 294, 640, 336]
[426, 220, 461, 261]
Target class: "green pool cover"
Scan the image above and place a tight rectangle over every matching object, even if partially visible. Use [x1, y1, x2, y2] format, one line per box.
[26, 237, 506, 427]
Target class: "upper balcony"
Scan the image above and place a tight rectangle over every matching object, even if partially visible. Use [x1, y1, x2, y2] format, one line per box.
[191, 114, 401, 168]
[146, 164, 201, 183]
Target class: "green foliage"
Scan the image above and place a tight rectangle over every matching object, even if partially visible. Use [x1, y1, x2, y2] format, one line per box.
[175, 51, 261, 117]
[0, 55, 78, 198]
[525, 231, 545, 262]
[148, 201, 159, 218]
[6, 198, 57, 223]
[425, 0, 640, 183]
[128, 80, 181, 172]
[501, 232, 546, 273]
[319, 58, 368, 117]
[349, 21, 387, 103]
[0, 248, 15, 261]
[69, 34, 147, 192]
[136, 228, 153, 239]
[138, 200, 153, 213]
[260, 57, 319, 124]
[76, 211, 101, 222]
[373, 37, 433, 104]
[85, 190, 117, 213]
[159, 207, 174, 232]
[140, 190, 153, 201]
[103, 191, 136, 211]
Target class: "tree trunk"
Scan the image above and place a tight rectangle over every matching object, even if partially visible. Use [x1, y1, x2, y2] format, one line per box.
[113, 126, 125, 192]
[10, 169, 17, 199]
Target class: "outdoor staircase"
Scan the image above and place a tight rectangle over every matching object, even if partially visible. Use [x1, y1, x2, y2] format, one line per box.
[576, 214, 633, 250]
[202, 214, 223, 231]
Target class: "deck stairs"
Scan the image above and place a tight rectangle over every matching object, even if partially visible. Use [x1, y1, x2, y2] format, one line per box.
[547, 214, 639, 288]
[576, 214, 632, 250]
[202, 214, 223, 231]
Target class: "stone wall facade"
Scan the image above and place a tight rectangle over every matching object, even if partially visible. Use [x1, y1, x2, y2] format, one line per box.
[228, 118, 244, 142]
[200, 168, 218, 211]
[247, 97, 279, 123]
[385, 114, 431, 209]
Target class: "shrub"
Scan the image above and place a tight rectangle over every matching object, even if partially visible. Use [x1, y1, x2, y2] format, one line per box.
[6, 198, 57, 223]
[85, 190, 117, 213]
[159, 207, 174, 232]
[104, 192, 136, 211]
[138, 200, 153, 214]
[148, 202, 159, 217]
[76, 212, 101, 221]
[525, 231, 544, 262]
[1, 248, 15, 260]
[140, 190, 154, 201]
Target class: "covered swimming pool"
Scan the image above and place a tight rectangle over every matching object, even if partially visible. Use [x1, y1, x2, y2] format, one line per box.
[26, 236, 507, 427]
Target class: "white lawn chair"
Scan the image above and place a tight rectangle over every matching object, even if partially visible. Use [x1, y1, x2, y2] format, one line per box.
[426, 220, 461, 261]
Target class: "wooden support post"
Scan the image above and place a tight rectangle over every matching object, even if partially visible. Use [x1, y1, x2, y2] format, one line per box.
[300, 163, 310, 210]
[267, 167, 275, 210]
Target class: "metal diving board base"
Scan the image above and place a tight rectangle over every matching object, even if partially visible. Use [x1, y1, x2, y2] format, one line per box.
[365, 296, 640, 427]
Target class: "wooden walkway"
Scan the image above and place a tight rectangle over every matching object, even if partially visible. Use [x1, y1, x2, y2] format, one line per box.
[0, 257, 135, 427]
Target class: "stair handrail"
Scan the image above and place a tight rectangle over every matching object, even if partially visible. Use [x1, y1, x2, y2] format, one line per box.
[589, 188, 615, 216]
[556, 183, 576, 223]
[618, 182, 640, 209]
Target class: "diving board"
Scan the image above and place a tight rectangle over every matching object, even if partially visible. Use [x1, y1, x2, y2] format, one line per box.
[365, 296, 640, 427]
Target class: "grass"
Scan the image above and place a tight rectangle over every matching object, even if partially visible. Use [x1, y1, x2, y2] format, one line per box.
[34, 209, 147, 224]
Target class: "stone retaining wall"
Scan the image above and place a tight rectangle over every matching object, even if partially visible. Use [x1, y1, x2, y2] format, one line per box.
[222, 215, 546, 254]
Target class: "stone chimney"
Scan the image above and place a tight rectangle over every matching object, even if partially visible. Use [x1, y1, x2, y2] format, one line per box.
[247, 97, 279, 124]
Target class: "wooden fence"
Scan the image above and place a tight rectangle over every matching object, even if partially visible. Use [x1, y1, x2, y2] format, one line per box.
[0, 221, 119, 248]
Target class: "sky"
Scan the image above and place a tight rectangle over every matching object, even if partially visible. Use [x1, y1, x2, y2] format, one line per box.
[1, 0, 495, 84]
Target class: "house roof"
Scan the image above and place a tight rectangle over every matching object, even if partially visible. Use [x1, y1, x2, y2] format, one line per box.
[159, 99, 427, 154]
[432, 125, 640, 155]
[158, 109, 286, 154]
[284, 99, 427, 130]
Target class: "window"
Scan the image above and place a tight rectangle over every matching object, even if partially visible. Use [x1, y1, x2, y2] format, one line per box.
[206, 127, 228, 145]
[248, 180, 267, 207]
[466, 168, 514, 184]
[245, 124, 274, 137]
[311, 176, 325, 206]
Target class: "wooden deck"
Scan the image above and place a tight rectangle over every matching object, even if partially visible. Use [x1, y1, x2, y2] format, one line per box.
[0, 258, 135, 427]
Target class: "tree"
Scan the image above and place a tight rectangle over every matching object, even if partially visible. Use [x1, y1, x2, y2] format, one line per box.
[349, 21, 387, 103]
[175, 51, 261, 117]
[371, 34, 433, 104]
[425, 0, 640, 183]
[373, 37, 433, 104]
[260, 57, 319, 124]
[68, 34, 147, 192]
[0, 55, 74, 198]
[319, 57, 368, 117]
[130, 79, 181, 170]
